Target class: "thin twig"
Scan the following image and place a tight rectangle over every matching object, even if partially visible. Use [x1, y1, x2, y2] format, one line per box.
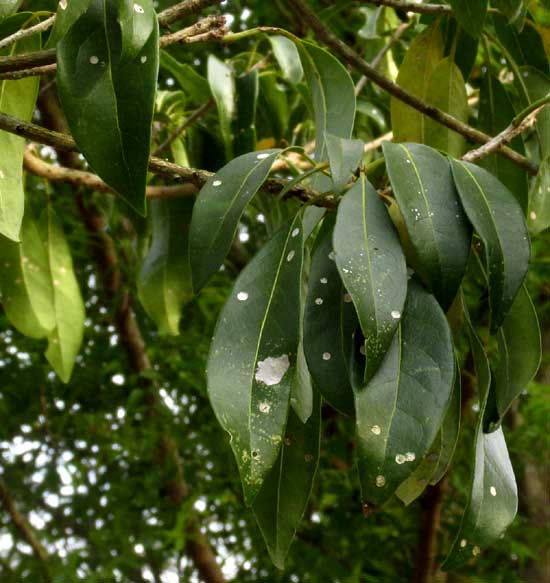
[287, 0, 538, 176]
[364, 131, 393, 153]
[158, 0, 223, 26]
[0, 64, 56, 81]
[361, 0, 499, 15]
[0, 15, 55, 51]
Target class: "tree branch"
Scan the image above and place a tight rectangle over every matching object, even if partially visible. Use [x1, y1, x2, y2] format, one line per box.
[287, 0, 538, 176]
[0, 15, 55, 51]
[158, 0, 223, 26]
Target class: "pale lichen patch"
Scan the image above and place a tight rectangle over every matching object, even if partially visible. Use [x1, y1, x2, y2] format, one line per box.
[254, 355, 290, 386]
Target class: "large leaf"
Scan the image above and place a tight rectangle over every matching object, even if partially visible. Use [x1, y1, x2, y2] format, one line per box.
[333, 175, 407, 382]
[57, 0, 159, 215]
[269, 35, 303, 85]
[325, 133, 364, 195]
[207, 216, 304, 505]
[137, 198, 193, 335]
[0, 16, 40, 241]
[449, 0, 488, 38]
[252, 387, 320, 569]
[189, 149, 281, 292]
[528, 157, 550, 233]
[450, 160, 530, 332]
[41, 208, 85, 384]
[303, 214, 356, 416]
[383, 142, 471, 309]
[391, 24, 444, 145]
[0, 213, 55, 338]
[207, 54, 235, 160]
[355, 280, 455, 507]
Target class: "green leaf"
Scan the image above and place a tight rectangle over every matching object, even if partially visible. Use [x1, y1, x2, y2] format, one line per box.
[207, 54, 235, 160]
[391, 24, 444, 145]
[450, 160, 530, 332]
[0, 213, 55, 338]
[57, 0, 159, 215]
[383, 142, 471, 309]
[207, 216, 304, 505]
[528, 156, 550, 233]
[252, 387, 320, 569]
[41, 208, 85, 384]
[159, 51, 210, 103]
[325, 133, 364, 195]
[47, 0, 93, 48]
[269, 35, 303, 85]
[333, 175, 407, 382]
[0, 15, 40, 241]
[491, 0, 526, 27]
[233, 70, 258, 156]
[189, 149, 281, 292]
[299, 40, 356, 162]
[290, 339, 313, 425]
[449, 0, 488, 38]
[355, 280, 455, 507]
[0, 0, 22, 19]
[304, 214, 356, 416]
[424, 57, 469, 157]
[137, 198, 193, 336]
[519, 66, 550, 162]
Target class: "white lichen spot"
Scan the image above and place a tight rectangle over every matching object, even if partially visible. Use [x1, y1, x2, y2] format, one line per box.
[320, 277, 328, 284]
[286, 250, 295, 262]
[375, 475, 386, 487]
[59, 267, 67, 274]
[315, 297, 323, 305]
[405, 452, 416, 462]
[371, 425, 381, 435]
[391, 310, 401, 319]
[212, 180, 222, 187]
[343, 293, 353, 303]
[328, 251, 336, 261]
[0, 170, 5, 179]
[322, 352, 331, 361]
[237, 291, 249, 301]
[304, 453, 314, 463]
[140, 55, 147, 64]
[133, 3, 145, 13]
[256, 152, 270, 160]
[255, 355, 290, 386]
[359, 345, 366, 355]
[258, 402, 271, 414]
[490, 486, 497, 496]
[530, 211, 537, 220]
[460, 539, 467, 548]
[284, 437, 292, 446]
[472, 546, 481, 556]
[89, 55, 99, 65]
[291, 227, 300, 238]
[53, 279, 60, 287]
[59, 0, 67, 9]
[395, 454, 406, 464]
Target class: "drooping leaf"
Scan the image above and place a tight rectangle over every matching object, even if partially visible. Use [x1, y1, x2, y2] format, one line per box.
[442, 20, 479, 81]
[137, 198, 193, 336]
[252, 387, 320, 569]
[233, 70, 258, 156]
[269, 35, 303, 85]
[57, 0, 159, 215]
[304, 214, 356, 416]
[160, 51, 211, 103]
[41, 207, 85, 384]
[325, 133, 364, 195]
[424, 57, 469, 157]
[391, 24, 444, 145]
[207, 216, 304, 505]
[0, 16, 40, 241]
[189, 149, 281, 292]
[383, 142, 471, 309]
[519, 66, 550, 162]
[0, 213, 55, 338]
[449, 0, 488, 38]
[47, 0, 93, 48]
[450, 160, 530, 332]
[207, 54, 235, 160]
[355, 280, 455, 507]
[528, 156, 550, 233]
[333, 175, 407, 382]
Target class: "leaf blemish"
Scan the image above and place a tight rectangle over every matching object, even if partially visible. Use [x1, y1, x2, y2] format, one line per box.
[286, 250, 295, 262]
[89, 56, 99, 65]
[375, 475, 385, 487]
[133, 3, 145, 13]
[258, 402, 271, 414]
[237, 291, 249, 301]
[371, 425, 381, 435]
[315, 297, 323, 305]
[254, 355, 290, 386]
[322, 352, 331, 361]
[212, 180, 222, 187]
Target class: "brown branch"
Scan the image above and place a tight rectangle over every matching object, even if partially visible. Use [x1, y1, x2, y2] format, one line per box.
[287, 0, 538, 176]
[363, 0, 452, 14]
[158, 0, 223, 26]
[0, 478, 52, 582]
[0, 15, 55, 51]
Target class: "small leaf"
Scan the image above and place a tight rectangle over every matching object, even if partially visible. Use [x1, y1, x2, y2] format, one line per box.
[355, 280, 455, 507]
[383, 142, 471, 309]
[189, 149, 281, 292]
[449, 0, 488, 38]
[0, 15, 40, 241]
[137, 198, 193, 335]
[233, 70, 259, 156]
[290, 339, 313, 425]
[252, 387, 320, 569]
[41, 207, 85, 384]
[160, 51, 210, 103]
[57, 0, 159, 215]
[207, 54, 236, 160]
[333, 175, 407, 382]
[269, 35, 303, 85]
[207, 216, 304, 505]
[304, 214, 356, 416]
[0, 213, 55, 338]
[528, 156, 550, 233]
[325, 133, 364, 195]
[450, 160, 530, 331]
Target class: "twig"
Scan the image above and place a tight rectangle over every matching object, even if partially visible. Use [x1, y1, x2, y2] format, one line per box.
[158, 0, 223, 26]
[362, 0, 451, 14]
[0, 64, 56, 81]
[287, 0, 538, 176]
[0, 15, 55, 51]
[159, 14, 226, 47]
[364, 131, 393, 153]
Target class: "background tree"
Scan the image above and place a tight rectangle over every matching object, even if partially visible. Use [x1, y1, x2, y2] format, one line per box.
[0, 1, 548, 582]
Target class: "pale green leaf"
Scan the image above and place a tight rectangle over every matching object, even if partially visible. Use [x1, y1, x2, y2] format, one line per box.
[528, 156, 550, 233]
[325, 133, 364, 195]
[269, 35, 303, 85]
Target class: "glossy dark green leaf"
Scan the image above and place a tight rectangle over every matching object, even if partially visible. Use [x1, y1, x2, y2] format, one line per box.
[450, 160, 530, 332]
[189, 149, 281, 292]
[478, 74, 528, 211]
[355, 280, 455, 507]
[233, 70, 258, 156]
[491, 0, 526, 27]
[137, 198, 193, 336]
[449, 0, 488, 38]
[383, 142, 471, 309]
[304, 214, 356, 416]
[252, 387, 320, 569]
[41, 207, 85, 384]
[290, 339, 313, 425]
[0, 16, 40, 241]
[207, 216, 304, 505]
[325, 133, 364, 195]
[57, 0, 159, 215]
[528, 157, 550, 233]
[299, 40, 356, 161]
[207, 54, 235, 160]
[334, 176, 407, 382]
[269, 35, 303, 85]
[0, 213, 55, 338]
[160, 51, 210, 103]
[391, 24, 444, 145]
[443, 20, 479, 81]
